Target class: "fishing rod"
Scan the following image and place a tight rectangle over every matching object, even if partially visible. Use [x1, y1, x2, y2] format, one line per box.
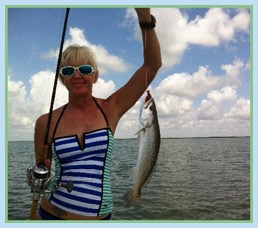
[27, 8, 71, 220]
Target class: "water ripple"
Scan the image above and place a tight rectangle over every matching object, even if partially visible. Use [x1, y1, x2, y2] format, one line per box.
[8, 138, 250, 220]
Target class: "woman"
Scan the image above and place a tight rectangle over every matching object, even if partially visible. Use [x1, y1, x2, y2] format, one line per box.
[34, 8, 161, 220]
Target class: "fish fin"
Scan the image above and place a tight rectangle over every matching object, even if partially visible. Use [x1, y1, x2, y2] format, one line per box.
[135, 128, 145, 144]
[134, 128, 145, 136]
[123, 188, 141, 208]
[128, 166, 137, 179]
[137, 133, 140, 144]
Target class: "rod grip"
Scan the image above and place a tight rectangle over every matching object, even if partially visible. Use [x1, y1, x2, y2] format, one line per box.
[29, 200, 38, 220]
[29, 145, 48, 220]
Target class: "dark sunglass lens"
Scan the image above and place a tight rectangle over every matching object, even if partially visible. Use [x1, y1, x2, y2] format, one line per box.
[79, 65, 93, 75]
[62, 67, 74, 76]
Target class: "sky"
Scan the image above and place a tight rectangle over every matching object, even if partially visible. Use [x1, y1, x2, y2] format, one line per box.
[7, 7, 251, 140]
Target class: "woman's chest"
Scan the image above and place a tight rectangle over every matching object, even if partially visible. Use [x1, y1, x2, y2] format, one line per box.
[52, 108, 108, 146]
[53, 128, 110, 158]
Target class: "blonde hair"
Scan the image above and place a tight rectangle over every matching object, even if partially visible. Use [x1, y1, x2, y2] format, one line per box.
[60, 44, 98, 72]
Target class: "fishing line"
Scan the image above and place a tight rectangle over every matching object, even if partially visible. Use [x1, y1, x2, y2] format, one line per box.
[144, 10, 148, 92]
[144, 28, 148, 91]
[29, 9, 70, 220]
[40, 11, 67, 117]
[44, 8, 70, 145]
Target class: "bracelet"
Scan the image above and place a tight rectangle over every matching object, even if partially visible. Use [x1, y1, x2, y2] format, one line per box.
[139, 15, 156, 29]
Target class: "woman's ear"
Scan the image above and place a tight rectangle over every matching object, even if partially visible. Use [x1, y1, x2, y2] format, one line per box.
[93, 71, 99, 83]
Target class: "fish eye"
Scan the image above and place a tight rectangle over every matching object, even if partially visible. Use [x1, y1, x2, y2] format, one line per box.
[149, 106, 153, 111]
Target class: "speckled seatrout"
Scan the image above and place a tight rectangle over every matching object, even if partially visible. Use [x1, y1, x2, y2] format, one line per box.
[123, 91, 160, 207]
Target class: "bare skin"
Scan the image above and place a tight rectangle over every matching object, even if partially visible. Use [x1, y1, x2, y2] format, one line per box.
[34, 8, 161, 220]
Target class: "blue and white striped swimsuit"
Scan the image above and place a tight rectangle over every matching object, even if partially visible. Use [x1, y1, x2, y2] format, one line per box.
[45, 98, 114, 217]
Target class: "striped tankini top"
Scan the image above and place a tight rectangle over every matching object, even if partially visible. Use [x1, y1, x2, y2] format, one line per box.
[44, 98, 114, 217]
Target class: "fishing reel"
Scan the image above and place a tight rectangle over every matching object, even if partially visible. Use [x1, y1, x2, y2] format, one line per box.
[27, 165, 51, 201]
[27, 164, 73, 201]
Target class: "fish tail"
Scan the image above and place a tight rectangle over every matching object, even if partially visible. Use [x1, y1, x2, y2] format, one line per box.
[123, 188, 141, 208]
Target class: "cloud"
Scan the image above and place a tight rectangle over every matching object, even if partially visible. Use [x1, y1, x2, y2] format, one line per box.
[161, 8, 249, 70]
[225, 98, 250, 119]
[197, 86, 237, 120]
[8, 75, 34, 140]
[93, 78, 115, 98]
[8, 71, 116, 141]
[146, 57, 250, 137]
[8, 8, 250, 140]
[127, 8, 250, 70]
[42, 27, 130, 75]
[116, 109, 140, 138]
[156, 59, 244, 97]
[152, 85, 250, 137]
[8, 91, 249, 142]
[154, 94, 194, 118]
[117, 73, 250, 138]
[29, 71, 68, 113]
[183, 8, 250, 45]
[8, 57, 249, 140]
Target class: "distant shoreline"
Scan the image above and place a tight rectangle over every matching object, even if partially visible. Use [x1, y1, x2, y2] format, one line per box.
[8, 136, 251, 142]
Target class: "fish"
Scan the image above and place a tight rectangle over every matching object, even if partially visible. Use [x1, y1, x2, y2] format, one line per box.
[123, 90, 160, 208]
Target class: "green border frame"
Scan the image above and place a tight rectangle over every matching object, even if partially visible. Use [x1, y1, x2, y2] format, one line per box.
[5, 5, 253, 223]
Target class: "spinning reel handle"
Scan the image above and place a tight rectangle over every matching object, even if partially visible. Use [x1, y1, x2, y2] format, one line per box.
[27, 165, 74, 199]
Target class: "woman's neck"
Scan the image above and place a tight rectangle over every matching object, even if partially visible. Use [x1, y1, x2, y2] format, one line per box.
[68, 92, 94, 110]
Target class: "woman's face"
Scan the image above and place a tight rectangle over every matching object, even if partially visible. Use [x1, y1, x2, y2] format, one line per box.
[61, 60, 98, 96]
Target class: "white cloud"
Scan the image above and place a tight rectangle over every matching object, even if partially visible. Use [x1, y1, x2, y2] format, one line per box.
[157, 59, 244, 97]
[231, 9, 250, 32]
[8, 71, 116, 141]
[8, 66, 250, 140]
[138, 57, 249, 137]
[155, 95, 250, 137]
[93, 78, 115, 98]
[184, 8, 249, 45]
[157, 67, 218, 97]
[196, 86, 241, 120]
[29, 71, 68, 114]
[207, 86, 237, 103]
[117, 72, 249, 138]
[115, 100, 141, 138]
[8, 9, 250, 140]
[8, 23, 123, 141]
[154, 94, 194, 118]
[42, 27, 129, 75]
[127, 8, 250, 70]
[225, 98, 250, 119]
[8, 75, 34, 140]
[194, 85, 250, 137]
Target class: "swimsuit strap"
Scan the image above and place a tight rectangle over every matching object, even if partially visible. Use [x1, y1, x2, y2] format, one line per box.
[92, 97, 110, 128]
[52, 104, 68, 140]
[51, 98, 109, 141]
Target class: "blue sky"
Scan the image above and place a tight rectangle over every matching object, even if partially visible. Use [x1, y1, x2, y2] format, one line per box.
[7, 7, 251, 140]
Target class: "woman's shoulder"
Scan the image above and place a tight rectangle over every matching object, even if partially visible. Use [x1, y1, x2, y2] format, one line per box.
[36, 105, 67, 126]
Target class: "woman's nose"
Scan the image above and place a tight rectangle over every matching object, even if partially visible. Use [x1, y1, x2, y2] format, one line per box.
[73, 69, 81, 78]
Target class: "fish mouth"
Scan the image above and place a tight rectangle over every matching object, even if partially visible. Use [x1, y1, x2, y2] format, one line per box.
[143, 98, 153, 109]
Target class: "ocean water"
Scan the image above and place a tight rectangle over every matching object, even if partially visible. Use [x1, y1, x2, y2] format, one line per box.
[8, 137, 250, 221]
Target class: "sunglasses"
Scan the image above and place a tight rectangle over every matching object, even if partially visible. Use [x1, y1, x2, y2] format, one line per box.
[60, 65, 95, 77]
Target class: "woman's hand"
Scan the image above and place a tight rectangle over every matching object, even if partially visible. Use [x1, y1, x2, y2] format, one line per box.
[44, 159, 51, 169]
[27, 159, 51, 187]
